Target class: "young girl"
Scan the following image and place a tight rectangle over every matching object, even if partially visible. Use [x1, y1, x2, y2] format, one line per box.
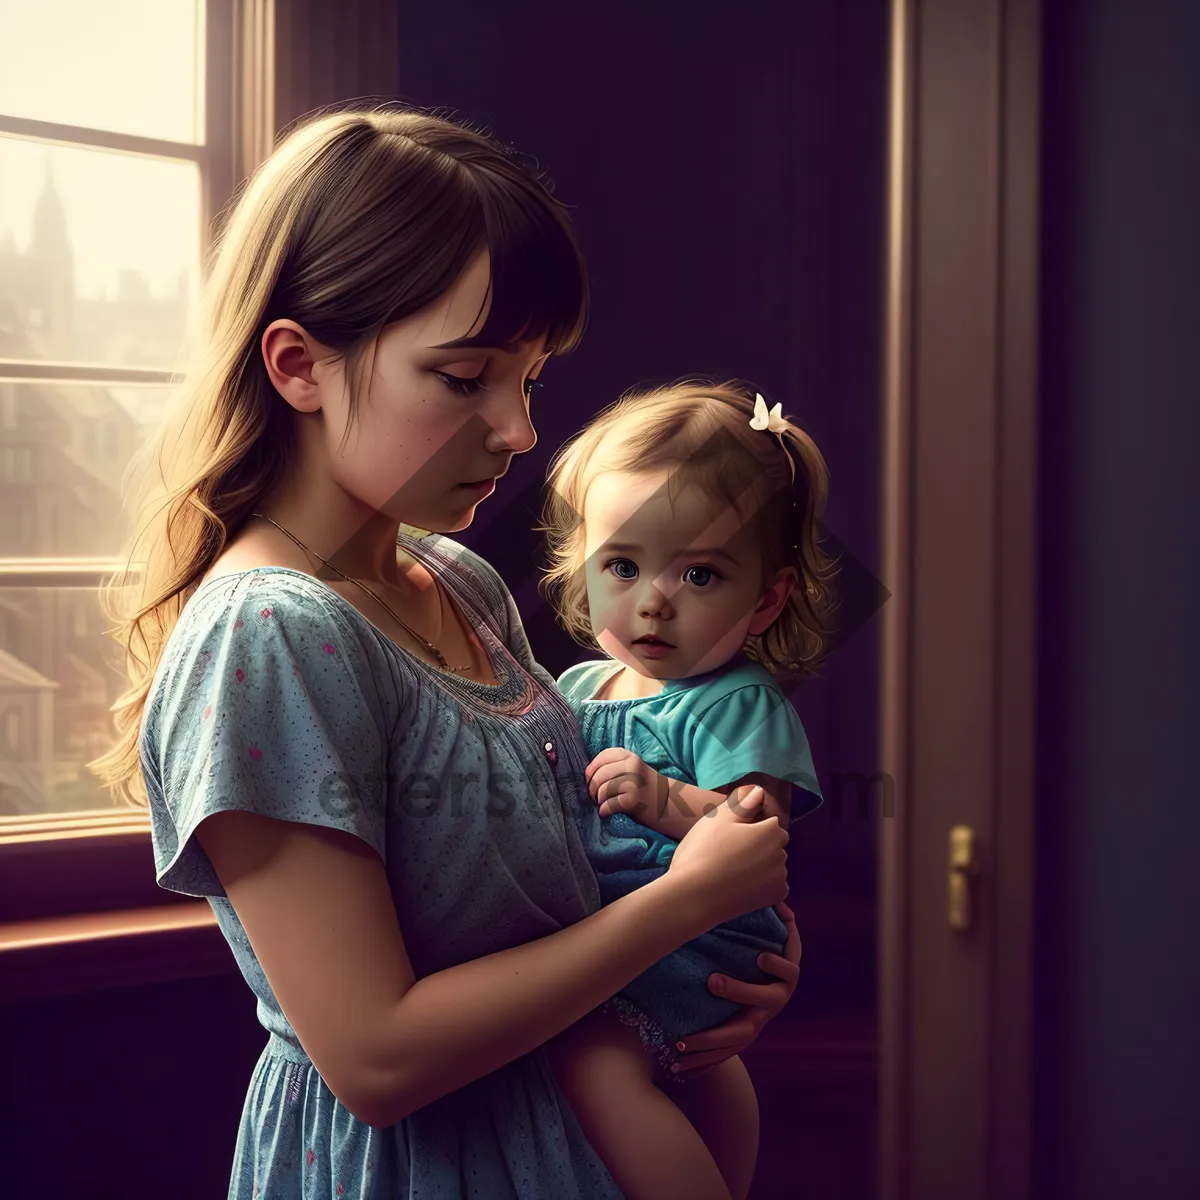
[539, 381, 836, 1200]
[90, 107, 801, 1199]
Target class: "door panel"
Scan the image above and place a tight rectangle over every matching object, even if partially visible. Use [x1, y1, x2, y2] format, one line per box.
[879, 1, 1040, 1197]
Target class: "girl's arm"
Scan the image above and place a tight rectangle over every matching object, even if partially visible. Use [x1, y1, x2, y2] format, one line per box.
[194, 796, 784, 1128]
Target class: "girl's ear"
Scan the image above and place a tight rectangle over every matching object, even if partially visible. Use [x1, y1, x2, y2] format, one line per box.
[262, 319, 328, 413]
[747, 568, 798, 636]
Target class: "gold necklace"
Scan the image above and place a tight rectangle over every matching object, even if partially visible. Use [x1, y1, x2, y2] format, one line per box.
[251, 512, 473, 674]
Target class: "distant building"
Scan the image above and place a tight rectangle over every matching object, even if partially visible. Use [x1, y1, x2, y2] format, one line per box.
[0, 163, 191, 815]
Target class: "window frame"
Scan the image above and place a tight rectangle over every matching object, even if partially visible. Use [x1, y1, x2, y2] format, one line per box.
[0, 0, 268, 972]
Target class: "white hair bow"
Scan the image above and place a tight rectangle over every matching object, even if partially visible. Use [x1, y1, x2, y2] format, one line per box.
[748, 392, 796, 484]
[749, 392, 787, 434]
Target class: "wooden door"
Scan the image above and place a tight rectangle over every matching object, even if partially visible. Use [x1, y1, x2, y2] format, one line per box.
[878, 1, 1041, 1197]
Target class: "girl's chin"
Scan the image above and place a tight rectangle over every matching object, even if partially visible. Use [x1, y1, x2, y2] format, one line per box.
[396, 496, 486, 535]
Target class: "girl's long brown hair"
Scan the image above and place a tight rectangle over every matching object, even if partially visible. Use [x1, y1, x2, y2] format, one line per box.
[91, 104, 588, 805]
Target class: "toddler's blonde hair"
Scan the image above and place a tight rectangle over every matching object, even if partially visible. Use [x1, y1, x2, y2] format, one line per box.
[538, 379, 838, 681]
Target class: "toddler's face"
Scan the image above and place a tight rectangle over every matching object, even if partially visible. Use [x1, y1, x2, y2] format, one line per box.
[581, 468, 791, 682]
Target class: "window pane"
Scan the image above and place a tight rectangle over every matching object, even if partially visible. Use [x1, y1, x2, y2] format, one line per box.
[0, 382, 170, 556]
[0, 0, 201, 145]
[0, 587, 129, 816]
[0, 137, 200, 370]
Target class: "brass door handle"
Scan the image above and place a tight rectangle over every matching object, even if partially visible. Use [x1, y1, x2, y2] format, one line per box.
[948, 825, 980, 931]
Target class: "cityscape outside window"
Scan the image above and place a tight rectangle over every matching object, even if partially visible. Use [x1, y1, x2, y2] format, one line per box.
[0, 0, 205, 816]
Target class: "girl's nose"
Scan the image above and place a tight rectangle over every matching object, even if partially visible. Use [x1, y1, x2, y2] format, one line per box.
[483, 388, 537, 455]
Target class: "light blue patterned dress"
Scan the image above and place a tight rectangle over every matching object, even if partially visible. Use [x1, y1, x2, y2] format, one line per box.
[558, 657, 823, 1074]
[140, 533, 624, 1199]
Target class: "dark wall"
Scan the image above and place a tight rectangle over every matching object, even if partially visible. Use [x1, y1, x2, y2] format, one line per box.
[397, 0, 889, 1021]
[1037, 2, 1200, 1197]
[1, 975, 265, 1197]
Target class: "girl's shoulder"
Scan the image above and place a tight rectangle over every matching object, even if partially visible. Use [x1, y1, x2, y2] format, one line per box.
[147, 567, 397, 726]
[177, 566, 364, 647]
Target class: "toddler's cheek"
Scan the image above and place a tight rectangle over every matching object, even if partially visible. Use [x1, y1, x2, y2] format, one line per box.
[594, 628, 627, 661]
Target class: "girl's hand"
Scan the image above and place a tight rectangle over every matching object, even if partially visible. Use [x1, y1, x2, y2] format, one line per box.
[670, 901, 803, 1080]
[665, 787, 789, 929]
[585, 748, 668, 821]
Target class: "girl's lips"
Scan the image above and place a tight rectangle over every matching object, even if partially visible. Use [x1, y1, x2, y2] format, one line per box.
[458, 478, 496, 495]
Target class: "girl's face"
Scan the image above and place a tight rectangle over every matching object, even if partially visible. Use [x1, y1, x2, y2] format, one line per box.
[581, 467, 795, 682]
[265, 251, 550, 533]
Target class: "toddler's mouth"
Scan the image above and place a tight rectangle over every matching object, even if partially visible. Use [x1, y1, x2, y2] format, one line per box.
[632, 635, 675, 648]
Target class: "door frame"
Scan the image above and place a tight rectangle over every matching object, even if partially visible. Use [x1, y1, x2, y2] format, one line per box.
[878, 1, 1042, 1197]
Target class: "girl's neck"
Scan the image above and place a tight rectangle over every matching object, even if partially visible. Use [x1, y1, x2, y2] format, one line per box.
[257, 483, 412, 588]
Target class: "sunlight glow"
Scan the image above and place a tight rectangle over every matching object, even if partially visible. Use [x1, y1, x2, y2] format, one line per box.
[0, 0, 201, 143]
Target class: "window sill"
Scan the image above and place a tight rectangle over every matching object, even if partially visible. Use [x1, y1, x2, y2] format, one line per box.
[0, 812, 181, 923]
[0, 901, 235, 1004]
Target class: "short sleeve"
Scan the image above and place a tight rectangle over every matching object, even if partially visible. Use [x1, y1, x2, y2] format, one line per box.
[689, 684, 823, 807]
[141, 574, 392, 898]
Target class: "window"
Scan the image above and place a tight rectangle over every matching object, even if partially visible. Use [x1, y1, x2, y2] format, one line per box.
[0, 0, 227, 824]
[0, 0, 253, 930]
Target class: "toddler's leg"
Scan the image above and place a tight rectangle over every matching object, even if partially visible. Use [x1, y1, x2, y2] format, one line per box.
[548, 1007, 732, 1200]
[667, 1055, 760, 1200]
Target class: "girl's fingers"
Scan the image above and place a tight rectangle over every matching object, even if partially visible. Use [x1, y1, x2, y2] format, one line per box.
[671, 1047, 740, 1078]
[673, 1014, 759, 1054]
[724, 785, 765, 820]
[772, 904, 803, 967]
[711, 972, 790, 1009]
[757, 951, 801, 986]
[742, 784, 766, 809]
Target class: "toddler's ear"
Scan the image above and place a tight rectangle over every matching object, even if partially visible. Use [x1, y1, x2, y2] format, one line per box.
[748, 569, 797, 636]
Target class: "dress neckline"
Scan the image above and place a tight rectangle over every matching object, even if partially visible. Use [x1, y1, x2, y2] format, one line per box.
[191, 535, 520, 698]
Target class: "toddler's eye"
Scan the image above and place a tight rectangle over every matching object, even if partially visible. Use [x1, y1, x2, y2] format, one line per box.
[607, 559, 638, 580]
[436, 371, 484, 396]
[685, 566, 718, 587]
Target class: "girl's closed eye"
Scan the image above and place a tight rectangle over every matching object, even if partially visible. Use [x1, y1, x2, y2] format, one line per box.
[435, 370, 485, 396]
[435, 372, 545, 398]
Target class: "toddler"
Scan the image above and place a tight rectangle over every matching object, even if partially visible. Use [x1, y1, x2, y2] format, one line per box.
[540, 380, 837, 1200]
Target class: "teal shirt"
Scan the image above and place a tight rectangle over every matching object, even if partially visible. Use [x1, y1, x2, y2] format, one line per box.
[557, 654, 822, 813]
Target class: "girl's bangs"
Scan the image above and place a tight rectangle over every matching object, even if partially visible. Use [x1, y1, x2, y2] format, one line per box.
[458, 176, 588, 354]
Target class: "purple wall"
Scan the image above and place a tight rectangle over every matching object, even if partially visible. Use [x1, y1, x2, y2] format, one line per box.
[1036, 1, 1200, 1196]
[395, 0, 889, 1022]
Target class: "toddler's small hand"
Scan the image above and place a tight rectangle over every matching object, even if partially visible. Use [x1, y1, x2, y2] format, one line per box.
[584, 748, 666, 820]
